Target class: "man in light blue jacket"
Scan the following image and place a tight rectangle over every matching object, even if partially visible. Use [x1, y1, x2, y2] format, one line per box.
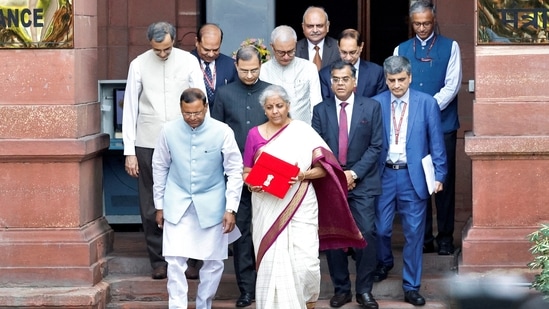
[152, 88, 243, 309]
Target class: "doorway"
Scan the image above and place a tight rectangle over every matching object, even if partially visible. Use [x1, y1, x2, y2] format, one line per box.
[274, 0, 410, 65]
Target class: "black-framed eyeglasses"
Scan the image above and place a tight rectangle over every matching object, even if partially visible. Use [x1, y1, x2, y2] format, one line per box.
[412, 21, 434, 28]
[272, 48, 296, 57]
[182, 109, 206, 118]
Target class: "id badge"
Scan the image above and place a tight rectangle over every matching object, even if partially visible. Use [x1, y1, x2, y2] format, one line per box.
[389, 143, 404, 155]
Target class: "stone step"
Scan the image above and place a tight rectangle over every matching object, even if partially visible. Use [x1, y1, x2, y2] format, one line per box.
[104, 232, 458, 308]
[106, 299, 450, 309]
[105, 272, 454, 302]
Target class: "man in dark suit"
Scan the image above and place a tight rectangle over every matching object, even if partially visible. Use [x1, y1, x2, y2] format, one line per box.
[191, 23, 238, 108]
[211, 46, 271, 308]
[312, 60, 383, 309]
[372, 55, 447, 306]
[187, 23, 238, 278]
[320, 29, 387, 100]
[296, 6, 340, 71]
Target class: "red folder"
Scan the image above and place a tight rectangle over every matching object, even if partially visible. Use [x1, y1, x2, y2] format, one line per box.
[245, 152, 300, 199]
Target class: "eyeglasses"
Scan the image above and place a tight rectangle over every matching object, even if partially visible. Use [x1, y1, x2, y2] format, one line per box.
[331, 76, 353, 84]
[339, 50, 360, 57]
[182, 109, 206, 118]
[238, 68, 260, 75]
[272, 48, 296, 57]
[412, 21, 433, 28]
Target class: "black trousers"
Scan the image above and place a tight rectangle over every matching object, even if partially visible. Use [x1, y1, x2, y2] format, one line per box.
[325, 194, 377, 294]
[425, 130, 457, 246]
[233, 188, 256, 295]
[136, 147, 166, 269]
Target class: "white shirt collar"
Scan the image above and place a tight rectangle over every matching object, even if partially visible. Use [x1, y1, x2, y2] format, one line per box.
[391, 90, 410, 105]
[416, 32, 435, 46]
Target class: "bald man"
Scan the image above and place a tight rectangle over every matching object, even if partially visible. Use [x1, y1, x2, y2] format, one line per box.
[296, 6, 340, 70]
[191, 23, 238, 108]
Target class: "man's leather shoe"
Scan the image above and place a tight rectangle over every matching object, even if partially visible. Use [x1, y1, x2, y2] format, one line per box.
[185, 259, 202, 279]
[329, 293, 352, 308]
[372, 264, 392, 282]
[184, 264, 199, 279]
[236, 292, 254, 307]
[356, 292, 378, 309]
[423, 241, 436, 253]
[151, 265, 167, 279]
[438, 242, 455, 256]
[404, 290, 426, 306]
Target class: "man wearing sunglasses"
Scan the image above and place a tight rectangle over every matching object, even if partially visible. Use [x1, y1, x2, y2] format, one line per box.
[393, 0, 462, 257]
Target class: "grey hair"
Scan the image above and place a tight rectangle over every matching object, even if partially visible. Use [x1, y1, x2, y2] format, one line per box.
[302, 6, 329, 24]
[270, 25, 297, 44]
[236, 45, 261, 63]
[410, 0, 435, 17]
[147, 22, 176, 42]
[258, 85, 291, 107]
[383, 56, 412, 76]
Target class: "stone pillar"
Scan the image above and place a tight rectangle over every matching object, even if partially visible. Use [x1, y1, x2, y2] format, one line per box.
[0, 1, 113, 307]
[462, 45, 549, 274]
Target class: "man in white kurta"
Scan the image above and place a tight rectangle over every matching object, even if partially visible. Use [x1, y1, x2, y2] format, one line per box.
[122, 21, 206, 280]
[260, 25, 322, 125]
[152, 88, 243, 309]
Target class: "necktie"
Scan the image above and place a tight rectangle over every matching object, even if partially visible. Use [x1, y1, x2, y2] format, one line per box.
[313, 45, 322, 71]
[203, 62, 215, 104]
[338, 102, 349, 166]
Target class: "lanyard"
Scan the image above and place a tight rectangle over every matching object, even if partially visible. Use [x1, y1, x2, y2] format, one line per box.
[413, 35, 436, 62]
[391, 101, 407, 145]
[201, 62, 216, 89]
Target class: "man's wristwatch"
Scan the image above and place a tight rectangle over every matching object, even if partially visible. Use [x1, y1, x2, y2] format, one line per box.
[226, 209, 237, 215]
[350, 170, 358, 180]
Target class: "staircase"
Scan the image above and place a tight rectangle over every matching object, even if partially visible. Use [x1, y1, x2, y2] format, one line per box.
[103, 231, 458, 308]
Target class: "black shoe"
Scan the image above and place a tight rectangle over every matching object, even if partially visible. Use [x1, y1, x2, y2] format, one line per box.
[404, 290, 426, 306]
[151, 265, 167, 279]
[329, 293, 352, 308]
[438, 242, 455, 255]
[236, 292, 254, 307]
[372, 264, 392, 282]
[356, 292, 379, 309]
[184, 259, 202, 279]
[423, 241, 436, 253]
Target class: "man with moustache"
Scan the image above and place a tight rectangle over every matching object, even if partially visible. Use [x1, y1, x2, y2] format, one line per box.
[191, 23, 238, 108]
[296, 6, 340, 70]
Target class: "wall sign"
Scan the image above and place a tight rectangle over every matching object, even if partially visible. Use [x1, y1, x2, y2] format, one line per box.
[0, 0, 73, 48]
[478, 0, 549, 44]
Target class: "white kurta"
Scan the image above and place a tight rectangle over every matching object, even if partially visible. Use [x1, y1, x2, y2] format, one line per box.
[259, 58, 322, 125]
[163, 203, 228, 260]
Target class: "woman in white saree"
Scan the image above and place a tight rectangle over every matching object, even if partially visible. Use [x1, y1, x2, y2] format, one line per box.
[242, 85, 365, 309]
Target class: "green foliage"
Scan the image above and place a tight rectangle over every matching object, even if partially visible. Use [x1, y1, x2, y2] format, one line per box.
[527, 223, 549, 298]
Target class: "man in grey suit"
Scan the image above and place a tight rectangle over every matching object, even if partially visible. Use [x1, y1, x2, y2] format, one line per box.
[296, 6, 340, 71]
[312, 60, 383, 309]
[211, 45, 271, 308]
